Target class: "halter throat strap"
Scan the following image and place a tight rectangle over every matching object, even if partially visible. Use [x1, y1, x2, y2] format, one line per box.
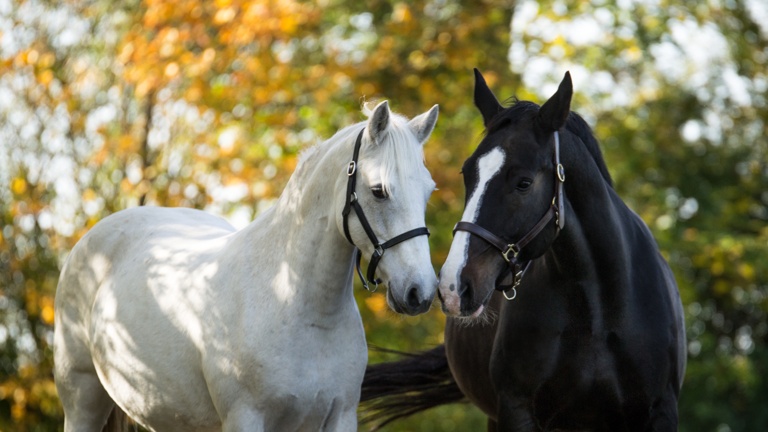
[341, 129, 431, 291]
[453, 130, 565, 299]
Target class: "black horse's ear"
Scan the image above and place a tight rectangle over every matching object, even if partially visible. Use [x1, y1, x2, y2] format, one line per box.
[538, 71, 573, 131]
[474, 68, 503, 127]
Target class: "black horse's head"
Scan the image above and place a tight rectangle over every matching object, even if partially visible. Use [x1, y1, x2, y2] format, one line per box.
[438, 69, 572, 317]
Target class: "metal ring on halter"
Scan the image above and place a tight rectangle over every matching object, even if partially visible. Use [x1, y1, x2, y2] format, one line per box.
[557, 163, 566, 182]
[347, 161, 356, 176]
[503, 287, 517, 300]
[362, 279, 380, 293]
[370, 278, 381, 292]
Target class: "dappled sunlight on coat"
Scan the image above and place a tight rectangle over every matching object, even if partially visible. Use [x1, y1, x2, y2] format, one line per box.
[53, 101, 440, 431]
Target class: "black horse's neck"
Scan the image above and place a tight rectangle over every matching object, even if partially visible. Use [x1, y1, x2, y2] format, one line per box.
[541, 129, 632, 318]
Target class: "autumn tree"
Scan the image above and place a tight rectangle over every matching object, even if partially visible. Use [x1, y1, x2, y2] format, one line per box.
[1, 0, 766, 431]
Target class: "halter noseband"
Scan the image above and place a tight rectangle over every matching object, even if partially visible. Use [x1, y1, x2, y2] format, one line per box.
[453, 131, 565, 300]
[342, 129, 431, 292]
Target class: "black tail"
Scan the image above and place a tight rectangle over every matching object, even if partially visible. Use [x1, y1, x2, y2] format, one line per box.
[102, 405, 132, 432]
[359, 345, 466, 429]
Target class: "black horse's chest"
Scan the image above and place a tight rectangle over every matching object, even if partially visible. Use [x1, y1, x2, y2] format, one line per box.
[490, 282, 639, 427]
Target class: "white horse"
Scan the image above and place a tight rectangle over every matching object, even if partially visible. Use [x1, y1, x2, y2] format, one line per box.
[54, 100, 439, 432]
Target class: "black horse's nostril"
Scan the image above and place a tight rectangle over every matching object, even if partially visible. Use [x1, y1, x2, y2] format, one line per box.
[458, 279, 472, 302]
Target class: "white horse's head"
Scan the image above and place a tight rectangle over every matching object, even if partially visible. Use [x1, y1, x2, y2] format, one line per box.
[335, 101, 439, 316]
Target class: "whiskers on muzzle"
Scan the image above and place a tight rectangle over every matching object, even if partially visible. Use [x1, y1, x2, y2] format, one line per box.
[452, 305, 498, 327]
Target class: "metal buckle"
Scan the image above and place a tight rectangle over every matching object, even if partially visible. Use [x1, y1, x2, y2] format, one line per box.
[503, 287, 517, 300]
[557, 163, 565, 182]
[501, 244, 520, 263]
[347, 161, 356, 176]
[373, 245, 384, 258]
[363, 278, 379, 293]
[503, 268, 523, 301]
[350, 192, 358, 203]
[513, 270, 523, 287]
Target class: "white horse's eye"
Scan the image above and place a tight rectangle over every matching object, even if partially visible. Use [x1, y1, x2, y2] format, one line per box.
[371, 184, 388, 200]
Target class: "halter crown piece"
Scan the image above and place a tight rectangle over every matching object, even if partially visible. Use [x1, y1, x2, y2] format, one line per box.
[453, 131, 566, 300]
[341, 129, 431, 291]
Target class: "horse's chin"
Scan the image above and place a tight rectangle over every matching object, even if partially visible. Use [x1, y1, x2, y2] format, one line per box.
[439, 300, 485, 319]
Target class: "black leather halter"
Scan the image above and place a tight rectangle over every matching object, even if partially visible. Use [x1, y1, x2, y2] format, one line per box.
[453, 131, 565, 300]
[342, 129, 431, 291]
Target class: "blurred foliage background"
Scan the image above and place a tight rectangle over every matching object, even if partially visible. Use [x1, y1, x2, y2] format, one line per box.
[0, 0, 765, 431]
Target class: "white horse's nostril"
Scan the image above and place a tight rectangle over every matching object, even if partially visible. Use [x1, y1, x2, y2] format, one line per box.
[406, 285, 421, 309]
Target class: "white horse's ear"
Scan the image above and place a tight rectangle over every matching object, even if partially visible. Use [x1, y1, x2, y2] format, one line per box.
[367, 100, 391, 144]
[408, 104, 439, 146]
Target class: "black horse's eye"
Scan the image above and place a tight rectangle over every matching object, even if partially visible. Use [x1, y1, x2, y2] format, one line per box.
[371, 184, 388, 199]
[516, 178, 533, 191]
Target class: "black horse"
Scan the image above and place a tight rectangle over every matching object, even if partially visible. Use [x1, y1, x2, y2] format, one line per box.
[361, 70, 686, 431]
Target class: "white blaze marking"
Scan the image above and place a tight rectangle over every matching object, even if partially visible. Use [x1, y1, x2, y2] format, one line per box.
[441, 147, 505, 291]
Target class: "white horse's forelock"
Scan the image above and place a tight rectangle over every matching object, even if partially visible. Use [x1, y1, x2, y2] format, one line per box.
[375, 114, 427, 196]
[297, 105, 427, 197]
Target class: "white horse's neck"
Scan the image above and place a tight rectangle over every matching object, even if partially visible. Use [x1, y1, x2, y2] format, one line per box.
[235, 127, 360, 317]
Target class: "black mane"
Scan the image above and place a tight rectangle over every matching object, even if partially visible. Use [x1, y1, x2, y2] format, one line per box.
[487, 100, 613, 187]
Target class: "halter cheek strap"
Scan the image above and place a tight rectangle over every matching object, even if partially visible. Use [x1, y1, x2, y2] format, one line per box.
[453, 131, 565, 300]
[342, 129, 431, 291]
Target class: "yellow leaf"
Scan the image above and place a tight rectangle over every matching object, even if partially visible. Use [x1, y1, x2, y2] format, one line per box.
[214, 7, 236, 24]
[39, 52, 56, 68]
[738, 263, 755, 281]
[713, 279, 729, 295]
[26, 49, 39, 65]
[365, 294, 388, 319]
[38, 69, 54, 86]
[392, 3, 412, 23]
[83, 188, 96, 201]
[11, 401, 25, 421]
[11, 178, 27, 195]
[165, 62, 179, 78]
[41, 304, 55, 325]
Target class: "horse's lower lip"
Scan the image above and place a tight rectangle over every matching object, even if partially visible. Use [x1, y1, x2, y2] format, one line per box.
[468, 305, 485, 319]
[454, 302, 485, 319]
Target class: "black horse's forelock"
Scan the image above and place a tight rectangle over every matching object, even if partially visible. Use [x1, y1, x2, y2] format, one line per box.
[485, 99, 613, 188]
[485, 99, 539, 134]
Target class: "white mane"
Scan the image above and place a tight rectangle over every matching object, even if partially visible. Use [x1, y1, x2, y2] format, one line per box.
[297, 104, 426, 196]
